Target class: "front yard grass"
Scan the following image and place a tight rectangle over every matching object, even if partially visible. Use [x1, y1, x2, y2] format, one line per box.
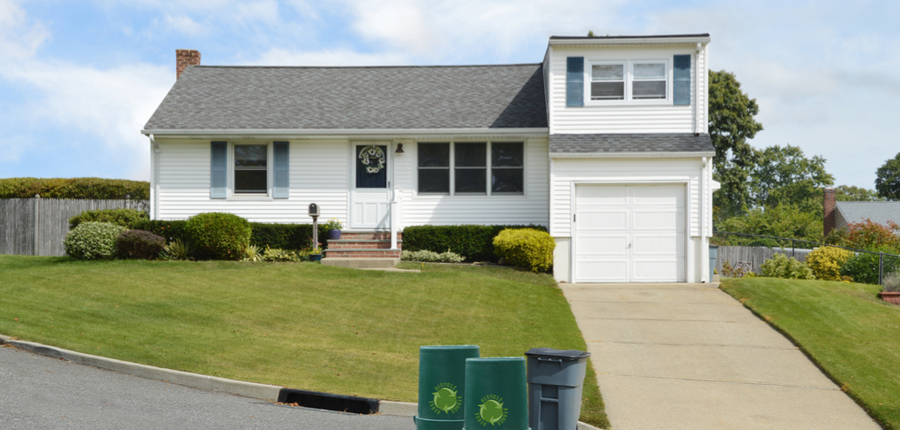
[721, 277, 900, 429]
[0, 256, 608, 428]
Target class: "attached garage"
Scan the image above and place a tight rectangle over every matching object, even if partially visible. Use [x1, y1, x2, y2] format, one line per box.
[573, 184, 686, 283]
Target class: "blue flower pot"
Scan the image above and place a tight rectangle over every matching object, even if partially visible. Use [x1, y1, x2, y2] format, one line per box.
[309, 254, 322, 263]
[328, 230, 342, 240]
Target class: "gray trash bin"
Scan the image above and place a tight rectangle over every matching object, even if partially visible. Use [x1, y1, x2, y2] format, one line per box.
[709, 245, 719, 281]
[525, 348, 590, 430]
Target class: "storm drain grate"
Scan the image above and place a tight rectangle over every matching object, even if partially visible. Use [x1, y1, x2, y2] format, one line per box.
[277, 388, 379, 414]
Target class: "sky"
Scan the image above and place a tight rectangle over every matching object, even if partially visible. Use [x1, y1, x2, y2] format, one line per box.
[0, 0, 897, 190]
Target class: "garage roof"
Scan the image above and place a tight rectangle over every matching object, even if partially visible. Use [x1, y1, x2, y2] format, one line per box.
[144, 64, 548, 131]
[549, 133, 715, 154]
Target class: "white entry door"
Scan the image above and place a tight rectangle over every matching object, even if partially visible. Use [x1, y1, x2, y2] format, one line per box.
[574, 184, 686, 283]
[350, 144, 391, 229]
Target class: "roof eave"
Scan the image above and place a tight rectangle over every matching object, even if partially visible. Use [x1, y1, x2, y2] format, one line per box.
[142, 127, 550, 139]
[550, 151, 715, 159]
[549, 35, 710, 46]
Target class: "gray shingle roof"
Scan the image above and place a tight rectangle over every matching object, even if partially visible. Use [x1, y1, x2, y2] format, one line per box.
[144, 64, 547, 131]
[549, 133, 715, 154]
[835, 201, 900, 227]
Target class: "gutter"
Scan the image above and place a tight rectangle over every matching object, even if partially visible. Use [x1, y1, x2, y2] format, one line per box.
[550, 151, 715, 159]
[549, 35, 710, 46]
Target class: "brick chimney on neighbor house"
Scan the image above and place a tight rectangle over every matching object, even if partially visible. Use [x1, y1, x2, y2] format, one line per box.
[176, 49, 201, 79]
[824, 187, 836, 237]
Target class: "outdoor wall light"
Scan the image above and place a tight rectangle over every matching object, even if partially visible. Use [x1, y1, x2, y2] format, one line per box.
[395, 143, 404, 154]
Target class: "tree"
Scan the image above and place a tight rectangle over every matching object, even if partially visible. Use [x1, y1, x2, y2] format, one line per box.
[709, 70, 763, 219]
[749, 144, 833, 215]
[715, 203, 822, 246]
[834, 185, 883, 202]
[875, 152, 900, 200]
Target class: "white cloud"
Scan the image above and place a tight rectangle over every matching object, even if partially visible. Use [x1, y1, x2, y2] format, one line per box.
[251, 47, 409, 66]
[163, 14, 208, 36]
[0, 0, 50, 60]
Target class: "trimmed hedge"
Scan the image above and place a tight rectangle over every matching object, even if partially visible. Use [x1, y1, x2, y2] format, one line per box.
[70, 208, 148, 229]
[185, 213, 252, 260]
[116, 230, 165, 259]
[63, 222, 127, 260]
[249, 223, 329, 250]
[0, 177, 149, 199]
[402, 224, 548, 262]
[133, 220, 188, 243]
[493, 228, 555, 272]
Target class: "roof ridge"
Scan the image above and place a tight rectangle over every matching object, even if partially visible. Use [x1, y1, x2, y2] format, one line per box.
[192, 63, 542, 70]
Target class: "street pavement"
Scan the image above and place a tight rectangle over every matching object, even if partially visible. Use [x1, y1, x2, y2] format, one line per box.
[0, 345, 415, 430]
[560, 282, 880, 430]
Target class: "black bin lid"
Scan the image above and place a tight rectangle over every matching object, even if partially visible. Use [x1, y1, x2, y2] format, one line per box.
[525, 347, 591, 360]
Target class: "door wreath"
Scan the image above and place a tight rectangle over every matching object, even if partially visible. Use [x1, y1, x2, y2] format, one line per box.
[359, 145, 385, 174]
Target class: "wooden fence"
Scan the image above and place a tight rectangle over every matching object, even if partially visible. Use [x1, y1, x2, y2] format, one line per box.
[0, 198, 149, 256]
[714, 245, 814, 275]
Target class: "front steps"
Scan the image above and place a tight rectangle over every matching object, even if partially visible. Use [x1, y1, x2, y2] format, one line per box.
[322, 231, 402, 268]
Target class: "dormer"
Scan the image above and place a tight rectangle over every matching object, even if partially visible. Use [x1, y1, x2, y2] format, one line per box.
[543, 34, 711, 135]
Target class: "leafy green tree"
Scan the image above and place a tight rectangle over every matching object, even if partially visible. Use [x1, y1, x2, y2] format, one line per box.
[749, 144, 833, 215]
[834, 185, 883, 202]
[715, 203, 823, 246]
[709, 70, 763, 219]
[875, 152, 900, 200]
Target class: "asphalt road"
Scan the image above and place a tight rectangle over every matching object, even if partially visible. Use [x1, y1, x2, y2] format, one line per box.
[0, 345, 416, 430]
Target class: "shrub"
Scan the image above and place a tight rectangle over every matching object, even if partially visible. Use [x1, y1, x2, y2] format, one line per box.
[805, 246, 854, 281]
[184, 213, 252, 260]
[160, 239, 191, 261]
[493, 228, 555, 272]
[825, 219, 900, 251]
[715, 203, 823, 246]
[401, 249, 465, 263]
[63, 222, 127, 260]
[840, 248, 900, 285]
[402, 224, 547, 262]
[70, 208, 147, 229]
[133, 220, 189, 244]
[242, 245, 263, 262]
[249, 223, 328, 250]
[262, 247, 299, 262]
[883, 272, 900, 293]
[116, 230, 165, 259]
[0, 177, 149, 199]
[760, 253, 815, 280]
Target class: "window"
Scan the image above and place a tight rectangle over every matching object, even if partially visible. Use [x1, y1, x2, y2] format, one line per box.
[417, 142, 523, 195]
[632, 62, 666, 99]
[234, 144, 267, 194]
[586, 59, 669, 103]
[591, 63, 625, 100]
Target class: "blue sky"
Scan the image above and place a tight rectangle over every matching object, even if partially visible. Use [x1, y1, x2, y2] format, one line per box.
[1, 0, 898, 190]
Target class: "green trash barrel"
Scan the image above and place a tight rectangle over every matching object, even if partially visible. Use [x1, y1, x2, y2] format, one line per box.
[463, 357, 530, 430]
[415, 345, 480, 430]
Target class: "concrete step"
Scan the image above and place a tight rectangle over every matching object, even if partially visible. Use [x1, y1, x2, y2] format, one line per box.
[325, 249, 401, 258]
[321, 257, 400, 269]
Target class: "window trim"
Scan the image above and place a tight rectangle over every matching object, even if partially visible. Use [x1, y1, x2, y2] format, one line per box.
[584, 58, 671, 105]
[589, 61, 626, 101]
[228, 141, 274, 199]
[415, 140, 526, 197]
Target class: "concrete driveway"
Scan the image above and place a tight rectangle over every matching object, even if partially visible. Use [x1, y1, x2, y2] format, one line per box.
[559, 283, 880, 430]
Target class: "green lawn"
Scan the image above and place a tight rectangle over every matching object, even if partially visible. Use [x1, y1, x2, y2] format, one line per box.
[721, 277, 900, 429]
[0, 256, 608, 428]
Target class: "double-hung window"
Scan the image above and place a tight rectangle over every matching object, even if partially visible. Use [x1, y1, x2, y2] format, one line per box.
[591, 62, 625, 100]
[632, 62, 667, 99]
[234, 144, 268, 194]
[417, 142, 524, 195]
[586, 59, 669, 103]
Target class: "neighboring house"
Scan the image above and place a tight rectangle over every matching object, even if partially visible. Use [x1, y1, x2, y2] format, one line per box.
[143, 34, 717, 283]
[824, 188, 900, 235]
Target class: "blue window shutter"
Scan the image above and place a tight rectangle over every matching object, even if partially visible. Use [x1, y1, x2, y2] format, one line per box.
[273, 141, 289, 199]
[566, 57, 584, 107]
[674, 55, 691, 106]
[210, 141, 227, 199]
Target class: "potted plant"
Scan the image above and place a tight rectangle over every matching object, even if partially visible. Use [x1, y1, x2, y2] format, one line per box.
[325, 218, 343, 240]
[879, 272, 900, 305]
[308, 247, 323, 263]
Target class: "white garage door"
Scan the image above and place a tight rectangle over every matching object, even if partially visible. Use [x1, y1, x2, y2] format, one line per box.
[574, 184, 686, 283]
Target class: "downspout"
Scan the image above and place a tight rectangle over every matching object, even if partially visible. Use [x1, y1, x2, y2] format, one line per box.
[390, 141, 398, 250]
[149, 134, 159, 220]
[694, 42, 702, 134]
[701, 156, 708, 282]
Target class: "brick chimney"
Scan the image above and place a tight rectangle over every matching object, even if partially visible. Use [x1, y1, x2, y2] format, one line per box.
[176, 49, 201, 79]
[824, 187, 836, 237]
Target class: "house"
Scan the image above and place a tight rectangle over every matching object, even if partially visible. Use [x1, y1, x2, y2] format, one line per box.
[142, 34, 717, 283]
[824, 188, 900, 235]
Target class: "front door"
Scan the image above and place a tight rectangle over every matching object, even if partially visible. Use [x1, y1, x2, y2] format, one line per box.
[350, 144, 390, 229]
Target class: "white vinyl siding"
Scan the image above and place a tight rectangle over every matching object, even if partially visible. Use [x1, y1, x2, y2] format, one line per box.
[548, 45, 707, 134]
[154, 139, 349, 223]
[396, 138, 549, 227]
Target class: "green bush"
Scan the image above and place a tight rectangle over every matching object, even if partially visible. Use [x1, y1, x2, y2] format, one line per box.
[884, 272, 900, 292]
[184, 213, 252, 260]
[0, 177, 149, 199]
[249, 223, 328, 250]
[760, 253, 815, 280]
[840, 248, 900, 285]
[132, 220, 188, 244]
[262, 246, 300, 262]
[63, 222, 127, 260]
[401, 249, 465, 263]
[402, 224, 547, 262]
[805, 246, 854, 281]
[160, 239, 192, 261]
[116, 230, 165, 259]
[70, 208, 148, 229]
[493, 228, 555, 272]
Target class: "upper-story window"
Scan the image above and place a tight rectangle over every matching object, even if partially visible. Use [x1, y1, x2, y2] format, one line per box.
[586, 59, 668, 103]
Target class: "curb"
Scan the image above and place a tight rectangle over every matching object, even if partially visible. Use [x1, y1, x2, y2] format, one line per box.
[1, 336, 605, 428]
